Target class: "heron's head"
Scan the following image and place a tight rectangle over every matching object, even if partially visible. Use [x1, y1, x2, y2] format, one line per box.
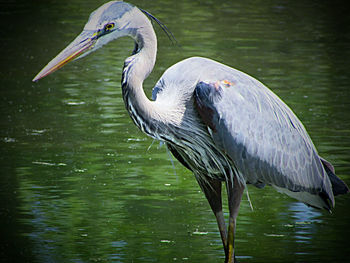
[33, 1, 147, 81]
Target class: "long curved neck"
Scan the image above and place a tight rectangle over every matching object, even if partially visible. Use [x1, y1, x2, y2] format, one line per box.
[121, 17, 161, 138]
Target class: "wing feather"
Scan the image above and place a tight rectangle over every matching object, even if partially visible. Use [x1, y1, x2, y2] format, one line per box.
[194, 71, 334, 209]
[152, 56, 335, 209]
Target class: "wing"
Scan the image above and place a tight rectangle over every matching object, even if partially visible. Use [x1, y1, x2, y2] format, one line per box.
[151, 56, 334, 209]
[194, 76, 334, 210]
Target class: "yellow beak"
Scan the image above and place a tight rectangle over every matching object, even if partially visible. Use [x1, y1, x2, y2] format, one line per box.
[32, 31, 96, 82]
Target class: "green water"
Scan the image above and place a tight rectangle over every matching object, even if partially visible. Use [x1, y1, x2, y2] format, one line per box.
[1, 1, 350, 262]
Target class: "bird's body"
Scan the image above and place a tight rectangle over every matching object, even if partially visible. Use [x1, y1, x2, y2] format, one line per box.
[148, 56, 334, 210]
[33, 1, 348, 262]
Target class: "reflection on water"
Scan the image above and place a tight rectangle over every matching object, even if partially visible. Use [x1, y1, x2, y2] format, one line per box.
[1, 0, 350, 262]
[288, 202, 322, 244]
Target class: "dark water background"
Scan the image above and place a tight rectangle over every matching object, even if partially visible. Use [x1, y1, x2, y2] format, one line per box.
[1, 1, 349, 262]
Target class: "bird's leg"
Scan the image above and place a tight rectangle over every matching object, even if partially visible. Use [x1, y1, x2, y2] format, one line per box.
[225, 176, 244, 263]
[199, 177, 227, 252]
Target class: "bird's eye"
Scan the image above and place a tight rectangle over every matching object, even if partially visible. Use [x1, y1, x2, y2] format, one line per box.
[104, 23, 115, 31]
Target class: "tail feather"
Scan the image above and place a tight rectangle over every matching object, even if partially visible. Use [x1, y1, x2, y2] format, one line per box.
[320, 157, 349, 196]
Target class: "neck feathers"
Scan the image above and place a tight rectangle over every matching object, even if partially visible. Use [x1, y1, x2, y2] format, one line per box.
[121, 10, 159, 138]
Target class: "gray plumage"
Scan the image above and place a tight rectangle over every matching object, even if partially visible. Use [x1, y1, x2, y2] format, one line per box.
[153, 57, 336, 209]
[33, 2, 349, 262]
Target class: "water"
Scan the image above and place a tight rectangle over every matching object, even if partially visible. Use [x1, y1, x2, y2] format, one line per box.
[1, 1, 350, 262]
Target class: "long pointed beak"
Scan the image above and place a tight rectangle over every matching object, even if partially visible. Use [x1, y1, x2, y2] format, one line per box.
[32, 31, 97, 82]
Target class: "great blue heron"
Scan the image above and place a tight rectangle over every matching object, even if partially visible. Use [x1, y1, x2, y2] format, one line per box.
[33, 1, 349, 262]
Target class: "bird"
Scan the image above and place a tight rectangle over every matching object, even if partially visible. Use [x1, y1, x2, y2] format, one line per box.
[32, 1, 349, 262]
